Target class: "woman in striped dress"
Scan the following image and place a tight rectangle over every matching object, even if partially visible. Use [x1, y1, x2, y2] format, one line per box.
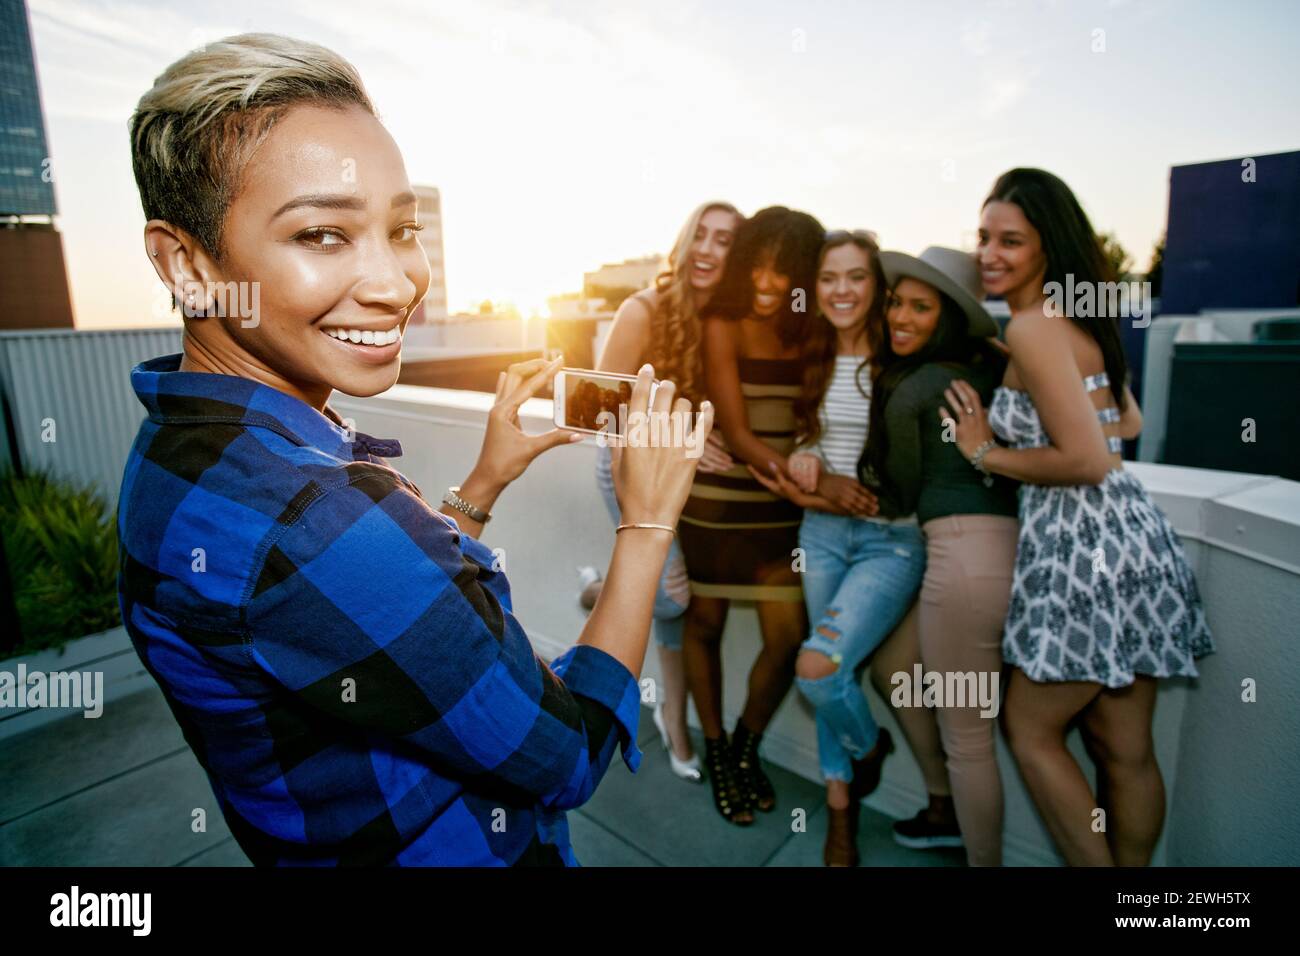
[677, 206, 826, 825]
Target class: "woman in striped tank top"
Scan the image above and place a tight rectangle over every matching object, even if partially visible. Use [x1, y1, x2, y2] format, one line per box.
[677, 206, 826, 826]
[751, 230, 927, 865]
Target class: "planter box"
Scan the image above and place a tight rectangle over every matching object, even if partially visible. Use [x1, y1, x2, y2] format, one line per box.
[0, 626, 155, 742]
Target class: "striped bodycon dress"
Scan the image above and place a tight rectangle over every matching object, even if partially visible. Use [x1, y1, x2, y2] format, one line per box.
[677, 356, 804, 602]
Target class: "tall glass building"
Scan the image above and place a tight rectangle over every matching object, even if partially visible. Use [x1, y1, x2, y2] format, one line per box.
[0, 0, 73, 328]
[0, 0, 57, 216]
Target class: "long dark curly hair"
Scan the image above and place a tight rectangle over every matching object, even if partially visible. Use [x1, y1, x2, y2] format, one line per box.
[704, 206, 825, 351]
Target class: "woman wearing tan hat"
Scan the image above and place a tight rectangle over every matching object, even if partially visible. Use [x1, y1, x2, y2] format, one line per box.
[859, 246, 1020, 867]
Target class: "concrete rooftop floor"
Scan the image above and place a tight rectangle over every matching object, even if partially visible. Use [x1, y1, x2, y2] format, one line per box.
[0, 686, 963, 868]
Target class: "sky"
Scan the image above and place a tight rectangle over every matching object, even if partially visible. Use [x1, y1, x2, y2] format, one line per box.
[26, 0, 1300, 329]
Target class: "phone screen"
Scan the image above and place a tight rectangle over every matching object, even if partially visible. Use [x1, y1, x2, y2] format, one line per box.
[560, 370, 639, 435]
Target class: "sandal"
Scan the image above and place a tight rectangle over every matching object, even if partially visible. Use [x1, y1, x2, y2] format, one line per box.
[704, 735, 753, 826]
[731, 720, 776, 812]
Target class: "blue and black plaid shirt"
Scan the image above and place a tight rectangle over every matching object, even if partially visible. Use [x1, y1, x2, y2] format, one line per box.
[117, 354, 642, 866]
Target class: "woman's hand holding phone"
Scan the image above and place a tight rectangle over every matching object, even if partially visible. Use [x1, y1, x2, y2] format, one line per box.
[582, 365, 713, 675]
[451, 357, 581, 533]
[609, 364, 714, 529]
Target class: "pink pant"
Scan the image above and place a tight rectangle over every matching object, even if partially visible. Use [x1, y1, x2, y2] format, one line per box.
[918, 514, 1018, 866]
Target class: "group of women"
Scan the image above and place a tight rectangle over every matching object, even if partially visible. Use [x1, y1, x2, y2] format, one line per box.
[590, 167, 1214, 867]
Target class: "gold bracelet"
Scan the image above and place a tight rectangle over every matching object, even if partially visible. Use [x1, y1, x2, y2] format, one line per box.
[616, 522, 676, 535]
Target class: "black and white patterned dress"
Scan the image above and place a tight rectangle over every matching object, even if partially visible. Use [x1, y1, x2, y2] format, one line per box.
[987, 372, 1214, 687]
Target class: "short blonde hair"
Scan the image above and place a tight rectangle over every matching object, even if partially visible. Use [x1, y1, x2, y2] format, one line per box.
[130, 33, 375, 258]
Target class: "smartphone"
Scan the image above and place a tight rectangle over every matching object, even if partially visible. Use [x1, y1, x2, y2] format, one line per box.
[552, 367, 658, 437]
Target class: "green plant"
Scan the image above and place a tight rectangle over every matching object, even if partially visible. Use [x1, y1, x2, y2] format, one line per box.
[1097, 230, 1134, 281]
[0, 469, 121, 658]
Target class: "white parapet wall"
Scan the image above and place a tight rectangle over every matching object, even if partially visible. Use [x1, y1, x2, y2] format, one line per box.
[333, 384, 1300, 867]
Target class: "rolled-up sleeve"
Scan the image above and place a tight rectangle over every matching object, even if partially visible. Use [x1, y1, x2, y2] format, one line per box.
[245, 467, 641, 810]
[550, 643, 644, 774]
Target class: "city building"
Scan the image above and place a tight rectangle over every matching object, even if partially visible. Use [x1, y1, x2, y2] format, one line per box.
[1163, 149, 1300, 316]
[547, 291, 611, 320]
[410, 184, 448, 324]
[1135, 149, 1300, 479]
[582, 254, 664, 301]
[0, 0, 74, 329]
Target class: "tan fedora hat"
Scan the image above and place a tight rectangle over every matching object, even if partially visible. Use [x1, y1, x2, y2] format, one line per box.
[878, 246, 999, 338]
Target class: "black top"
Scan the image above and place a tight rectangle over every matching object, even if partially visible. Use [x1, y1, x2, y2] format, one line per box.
[874, 360, 1019, 524]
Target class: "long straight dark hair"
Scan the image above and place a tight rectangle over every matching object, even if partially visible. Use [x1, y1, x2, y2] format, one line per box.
[857, 285, 1006, 498]
[984, 167, 1128, 409]
[704, 205, 825, 349]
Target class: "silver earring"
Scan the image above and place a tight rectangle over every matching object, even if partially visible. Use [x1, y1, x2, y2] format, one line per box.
[151, 250, 159, 257]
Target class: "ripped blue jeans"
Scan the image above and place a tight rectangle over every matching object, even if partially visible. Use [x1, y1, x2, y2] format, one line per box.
[795, 509, 926, 782]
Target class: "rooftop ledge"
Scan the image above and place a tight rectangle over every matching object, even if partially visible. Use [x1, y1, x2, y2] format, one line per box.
[354, 383, 1300, 576]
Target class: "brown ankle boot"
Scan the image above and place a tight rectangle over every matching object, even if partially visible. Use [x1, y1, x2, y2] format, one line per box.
[849, 727, 894, 804]
[823, 805, 860, 867]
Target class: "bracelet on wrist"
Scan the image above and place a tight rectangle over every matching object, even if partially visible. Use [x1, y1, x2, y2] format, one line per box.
[442, 485, 492, 523]
[969, 440, 998, 488]
[616, 522, 675, 536]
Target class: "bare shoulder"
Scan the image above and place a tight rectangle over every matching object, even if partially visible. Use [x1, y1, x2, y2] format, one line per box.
[702, 314, 741, 360]
[600, 291, 657, 370]
[1010, 304, 1108, 362]
[702, 313, 736, 341]
[613, 289, 656, 328]
[634, 286, 661, 311]
[1005, 310, 1071, 350]
[1002, 311, 1084, 391]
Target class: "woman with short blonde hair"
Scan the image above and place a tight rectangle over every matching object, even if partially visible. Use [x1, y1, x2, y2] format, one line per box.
[119, 33, 711, 867]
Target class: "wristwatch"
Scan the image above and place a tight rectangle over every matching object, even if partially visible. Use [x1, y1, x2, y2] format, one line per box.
[442, 486, 492, 524]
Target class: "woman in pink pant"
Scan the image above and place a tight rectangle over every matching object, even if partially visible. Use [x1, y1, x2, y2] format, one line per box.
[863, 247, 1018, 866]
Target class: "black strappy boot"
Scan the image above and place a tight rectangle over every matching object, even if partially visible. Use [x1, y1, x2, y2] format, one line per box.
[731, 720, 776, 812]
[704, 734, 753, 826]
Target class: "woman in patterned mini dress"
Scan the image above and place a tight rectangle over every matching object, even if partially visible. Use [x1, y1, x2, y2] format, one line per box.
[943, 168, 1213, 866]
